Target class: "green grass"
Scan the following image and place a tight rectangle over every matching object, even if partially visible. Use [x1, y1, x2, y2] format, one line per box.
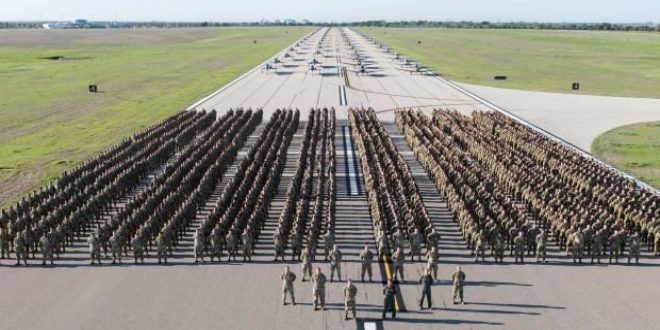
[360, 27, 660, 98]
[592, 121, 660, 188]
[0, 27, 312, 208]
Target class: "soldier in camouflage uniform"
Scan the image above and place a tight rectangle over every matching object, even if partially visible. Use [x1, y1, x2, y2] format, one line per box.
[323, 229, 335, 261]
[328, 244, 342, 282]
[535, 230, 547, 263]
[194, 229, 205, 263]
[451, 266, 466, 305]
[359, 245, 374, 282]
[344, 279, 358, 320]
[88, 231, 102, 265]
[241, 229, 253, 262]
[426, 228, 441, 252]
[281, 266, 297, 305]
[591, 229, 605, 264]
[155, 232, 168, 264]
[132, 235, 145, 264]
[627, 232, 641, 264]
[494, 233, 506, 263]
[571, 231, 584, 263]
[425, 246, 439, 280]
[513, 231, 525, 263]
[301, 246, 313, 282]
[39, 232, 54, 265]
[410, 228, 423, 261]
[312, 267, 327, 311]
[14, 232, 27, 266]
[226, 231, 238, 262]
[473, 231, 486, 263]
[392, 246, 405, 281]
[0, 226, 10, 259]
[419, 268, 434, 310]
[392, 228, 406, 252]
[273, 230, 285, 261]
[382, 280, 397, 319]
[110, 234, 123, 264]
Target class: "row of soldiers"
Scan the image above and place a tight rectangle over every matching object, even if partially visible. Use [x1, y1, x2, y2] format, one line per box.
[0, 110, 220, 265]
[467, 110, 659, 261]
[349, 108, 438, 267]
[396, 108, 658, 264]
[273, 108, 336, 262]
[280, 264, 466, 320]
[192, 109, 298, 263]
[93, 110, 261, 265]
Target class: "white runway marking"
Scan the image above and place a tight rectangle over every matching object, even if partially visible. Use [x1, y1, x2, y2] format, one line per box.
[342, 125, 359, 195]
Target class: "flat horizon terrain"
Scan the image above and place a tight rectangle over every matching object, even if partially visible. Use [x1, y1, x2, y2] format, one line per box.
[361, 27, 660, 99]
[0, 27, 313, 208]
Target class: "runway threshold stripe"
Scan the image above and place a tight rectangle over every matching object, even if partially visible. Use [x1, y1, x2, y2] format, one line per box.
[342, 126, 359, 195]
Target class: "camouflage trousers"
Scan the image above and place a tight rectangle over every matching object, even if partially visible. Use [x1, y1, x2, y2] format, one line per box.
[313, 288, 325, 308]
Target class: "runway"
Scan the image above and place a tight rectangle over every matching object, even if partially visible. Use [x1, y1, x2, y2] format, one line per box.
[1, 27, 659, 330]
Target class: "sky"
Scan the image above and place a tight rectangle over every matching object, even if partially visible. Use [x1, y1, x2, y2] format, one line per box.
[1, 0, 658, 23]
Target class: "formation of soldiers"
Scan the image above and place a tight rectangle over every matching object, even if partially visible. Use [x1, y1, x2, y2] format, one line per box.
[396, 108, 659, 264]
[0, 110, 220, 265]
[279, 264, 467, 320]
[349, 108, 439, 267]
[192, 109, 299, 263]
[272, 108, 336, 262]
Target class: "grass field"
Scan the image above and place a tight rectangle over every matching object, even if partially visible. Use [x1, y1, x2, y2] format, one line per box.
[592, 121, 660, 188]
[0, 27, 312, 208]
[361, 28, 660, 98]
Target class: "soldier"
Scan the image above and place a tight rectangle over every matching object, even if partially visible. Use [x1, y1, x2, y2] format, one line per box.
[14, 232, 27, 266]
[328, 244, 342, 282]
[0, 226, 10, 259]
[473, 231, 486, 263]
[609, 231, 622, 264]
[419, 268, 434, 310]
[40, 233, 54, 265]
[132, 235, 145, 265]
[392, 228, 406, 251]
[242, 229, 253, 262]
[426, 246, 439, 280]
[535, 230, 547, 263]
[194, 229, 205, 263]
[88, 231, 102, 265]
[290, 230, 302, 261]
[382, 279, 397, 319]
[377, 232, 388, 259]
[323, 229, 335, 261]
[301, 246, 313, 282]
[392, 246, 405, 281]
[359, 245, 374, 282]
[155, 232, 168, 264]
[210, 228, 224, 262]
[312, 267, 327, 311]
[273, 230, 285, 261]
[628, 232, 641, 264]
[494, 233, 505, 263]
[451, 266, 466, 305]
[110, 234, 122, 265]
[410, 228, 423, 261]
[426, 227, 441, 251]
[591, 230, 604, 264]
[572, 231, 584, 263]
[344, 279, 358, 320]
[281, 266, 297, 305]
[513, 231, 525, 264]
[226, 231, 238, 262]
